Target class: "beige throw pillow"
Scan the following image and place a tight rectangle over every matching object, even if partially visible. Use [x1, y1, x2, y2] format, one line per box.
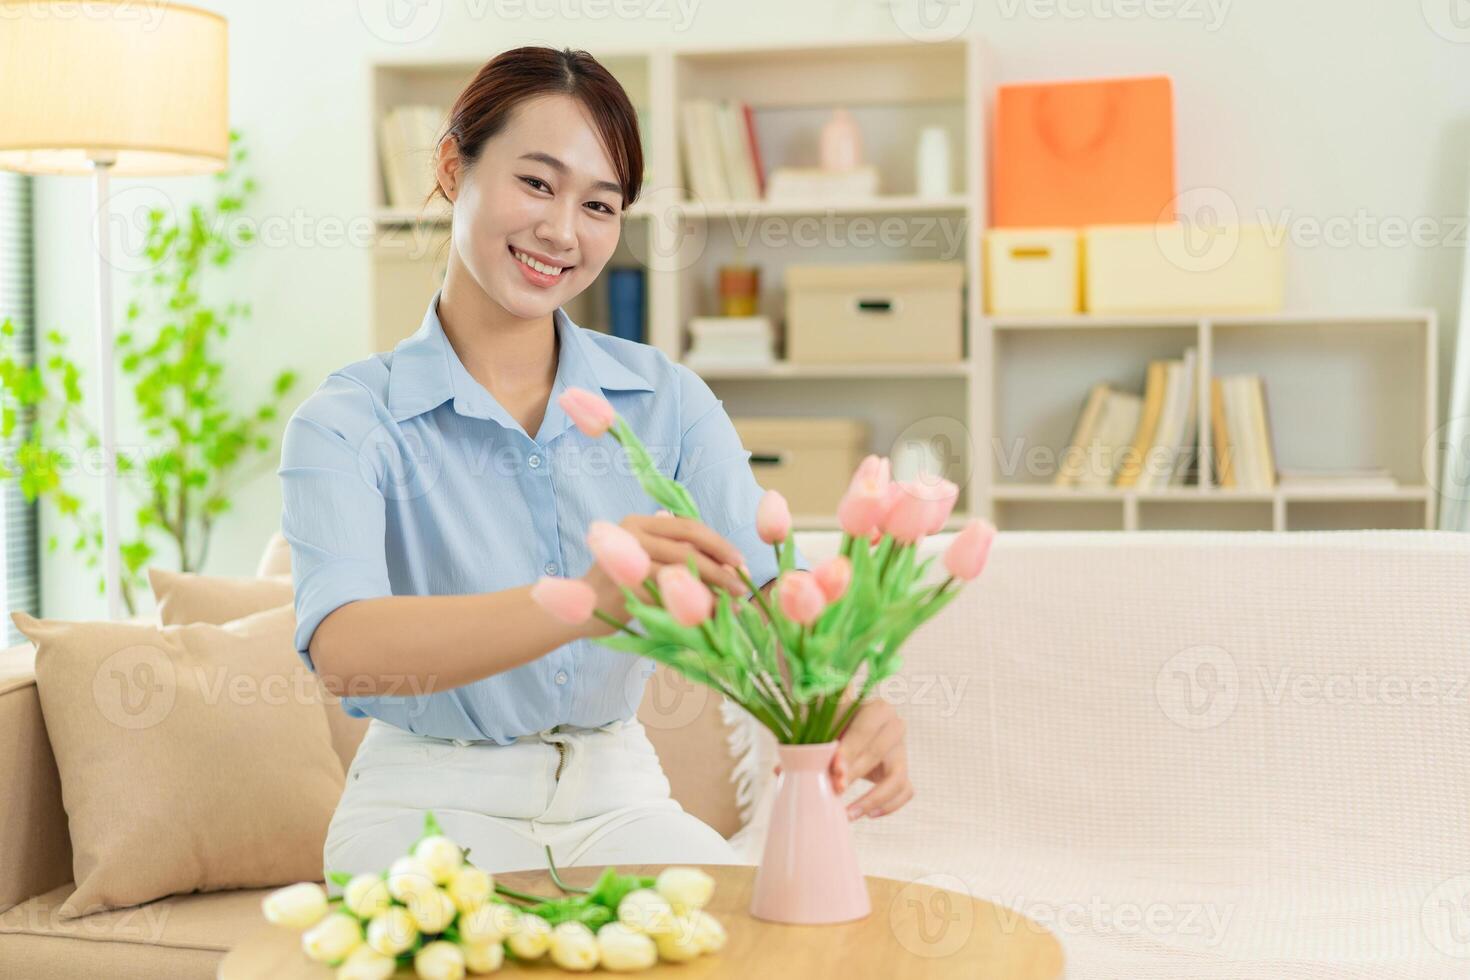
[146, 567, 368, 770]
[147, 566, 292, 627]
[11, 603, 344, 919]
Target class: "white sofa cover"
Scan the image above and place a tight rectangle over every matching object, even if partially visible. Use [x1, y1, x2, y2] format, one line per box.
[727, 530, 1470, 979]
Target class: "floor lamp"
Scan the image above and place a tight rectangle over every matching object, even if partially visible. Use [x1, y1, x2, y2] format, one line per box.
[0, 2, 229, 619]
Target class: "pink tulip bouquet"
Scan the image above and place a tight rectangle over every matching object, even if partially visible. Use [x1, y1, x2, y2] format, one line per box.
[532, 386, 996, 746]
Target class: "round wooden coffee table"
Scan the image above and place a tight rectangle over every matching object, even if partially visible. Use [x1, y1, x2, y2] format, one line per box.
[220, 863, 1062, 978]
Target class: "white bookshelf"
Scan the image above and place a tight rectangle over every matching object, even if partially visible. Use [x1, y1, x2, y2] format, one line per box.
[365, 37, 1438, 533]
[983, 311, 1438, 531]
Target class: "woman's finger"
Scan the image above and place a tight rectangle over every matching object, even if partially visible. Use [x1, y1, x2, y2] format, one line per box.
[640, 534, 746, 594]
[634, 514, 744, 568]
[848, 755, 909, 818]
[837, 714, 905, 793]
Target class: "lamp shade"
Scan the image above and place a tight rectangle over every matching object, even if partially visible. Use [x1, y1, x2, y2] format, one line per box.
[0, 0, 228, 175]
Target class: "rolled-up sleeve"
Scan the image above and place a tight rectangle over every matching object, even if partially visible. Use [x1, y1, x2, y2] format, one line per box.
[672, 363, 811, 591]
[277, 374, 394, 672]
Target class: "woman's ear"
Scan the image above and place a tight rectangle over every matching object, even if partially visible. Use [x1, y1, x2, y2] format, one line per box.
[435, 134, 461, 203]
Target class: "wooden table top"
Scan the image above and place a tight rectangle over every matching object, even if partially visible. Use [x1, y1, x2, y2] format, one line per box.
[219, 863, 1064, 979]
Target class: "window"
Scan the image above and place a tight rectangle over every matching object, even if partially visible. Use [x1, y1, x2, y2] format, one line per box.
[1, 170, 37, 645]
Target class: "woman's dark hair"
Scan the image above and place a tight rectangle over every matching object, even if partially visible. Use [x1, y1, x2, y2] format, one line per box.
[424, 46, 643, 213]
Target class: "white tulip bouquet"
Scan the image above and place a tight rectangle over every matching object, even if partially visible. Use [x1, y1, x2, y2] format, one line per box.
[531, 387, 997, 745]
[261, 812, 726, 978]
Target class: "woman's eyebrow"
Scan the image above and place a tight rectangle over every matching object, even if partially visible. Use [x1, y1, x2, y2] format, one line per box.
[517, 151, 621, 196]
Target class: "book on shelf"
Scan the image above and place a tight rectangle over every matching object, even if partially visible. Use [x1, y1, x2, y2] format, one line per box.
[679, 98, 765, 203]
[1054, 383, 1142, 488]
[764, 165, 880, 202]
[1277, 466, 1399, 491]
[1059, 349, 1200, 491]
[1212, 374, 1278, 490]
[683, 314, 775, 368]
[378, 104, 448, 210]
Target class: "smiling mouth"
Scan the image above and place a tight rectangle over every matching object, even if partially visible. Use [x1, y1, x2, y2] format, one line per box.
[509, 245, 574, 277]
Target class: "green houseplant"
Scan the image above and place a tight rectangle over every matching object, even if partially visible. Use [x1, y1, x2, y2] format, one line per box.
[0, 130, 297, 614]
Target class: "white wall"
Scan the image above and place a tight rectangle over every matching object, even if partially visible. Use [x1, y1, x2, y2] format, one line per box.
[30, 0, 1470, 618]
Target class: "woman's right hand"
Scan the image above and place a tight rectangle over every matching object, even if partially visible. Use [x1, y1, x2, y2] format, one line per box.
[581, 512, 750, 629]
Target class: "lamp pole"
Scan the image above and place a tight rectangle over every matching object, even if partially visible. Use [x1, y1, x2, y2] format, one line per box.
[90, 152, 123, 621]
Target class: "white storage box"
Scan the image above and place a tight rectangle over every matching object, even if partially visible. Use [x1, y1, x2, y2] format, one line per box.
[784, 262, 964, 364]
[984, 228, 1081, 315]
[1083, 223, 1284, 314]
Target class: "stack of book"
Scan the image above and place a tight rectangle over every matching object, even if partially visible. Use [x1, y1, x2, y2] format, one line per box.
[1210, 374, 1277, 490]
[378, 104, 449, 209]
[679, 99, 765, 203]
[1057, 348, 1198, 489]
[682, 315, 775, 369]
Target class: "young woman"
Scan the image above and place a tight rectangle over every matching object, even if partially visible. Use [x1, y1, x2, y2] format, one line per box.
[277, 46, 913, 879]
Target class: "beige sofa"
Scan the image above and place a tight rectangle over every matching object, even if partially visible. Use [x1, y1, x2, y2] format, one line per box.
[0, 533, 750, 980]
[5, 528, 1469, 978]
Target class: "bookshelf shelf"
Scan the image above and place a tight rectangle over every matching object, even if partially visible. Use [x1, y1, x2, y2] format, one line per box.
[366, 38, 1437, 534]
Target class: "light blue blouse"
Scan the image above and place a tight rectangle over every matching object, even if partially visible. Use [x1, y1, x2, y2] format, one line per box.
[277, 288, 810, 744]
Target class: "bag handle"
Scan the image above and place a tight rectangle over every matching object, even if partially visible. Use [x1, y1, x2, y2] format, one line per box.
[1034, 82, 1123, 159]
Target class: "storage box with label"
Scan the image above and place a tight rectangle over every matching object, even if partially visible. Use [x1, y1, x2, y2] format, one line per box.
[731, 417, 870, 516]
[984, 228, 1082, 314]
[784, 261, 964, 364]
[1083, 224, 1284, 314]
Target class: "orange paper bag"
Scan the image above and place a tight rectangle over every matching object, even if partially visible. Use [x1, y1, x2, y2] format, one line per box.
[992, 75, 1175, 228]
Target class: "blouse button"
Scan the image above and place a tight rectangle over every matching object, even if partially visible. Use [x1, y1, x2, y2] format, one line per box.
[544, 562, 558, 576]
[555, 670, 569, 685]
[528, 453, 542, 469]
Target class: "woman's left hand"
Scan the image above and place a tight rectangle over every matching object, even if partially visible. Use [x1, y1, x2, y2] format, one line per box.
[832, 698, 911, 820]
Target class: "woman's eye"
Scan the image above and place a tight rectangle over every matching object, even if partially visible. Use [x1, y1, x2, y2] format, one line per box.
[587, 202, 616, 215]
[520, 176, 550, 193]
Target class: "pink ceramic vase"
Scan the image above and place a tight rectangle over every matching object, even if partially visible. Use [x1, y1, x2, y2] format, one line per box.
[749, 740, 871, 924]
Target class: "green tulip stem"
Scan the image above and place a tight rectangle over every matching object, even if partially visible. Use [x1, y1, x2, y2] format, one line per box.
[545, 846, 591, 895]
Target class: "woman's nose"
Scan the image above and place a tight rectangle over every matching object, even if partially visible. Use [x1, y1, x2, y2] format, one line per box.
[536, 201, 578, 253]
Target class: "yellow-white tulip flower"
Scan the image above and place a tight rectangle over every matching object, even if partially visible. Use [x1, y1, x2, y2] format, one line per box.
[365, 905, 418, 956]
[688, 909, 728, 953]
[447, 865, 494, 913]
[549, 921, 599, 971]
[414, 939, 467, 980]
[458, 902, 519, 946]
[386, 855, 437, 905]
[654, 915, 702, 963]
[343, 874, 392, 920]
[407, 887, 458, 935]
[655, 867, 715, 914]
[596, 921, 658, 971]
[301, 912, 363, 964]
[460, 940, 505, 975]
[505, 912, 551, 959]
[334, 944, 397, 980]
[616, 888, 677, 936]
[262, 881, 329, 930]
[413, 835, 465, 885]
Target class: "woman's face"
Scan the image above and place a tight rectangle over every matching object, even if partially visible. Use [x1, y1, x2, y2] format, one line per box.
[438, 93, 625, 321]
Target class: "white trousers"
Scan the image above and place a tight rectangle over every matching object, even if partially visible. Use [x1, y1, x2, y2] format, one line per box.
[323, 715, 742, 880]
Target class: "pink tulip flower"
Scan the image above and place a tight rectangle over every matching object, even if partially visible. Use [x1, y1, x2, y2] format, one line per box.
[882, 480, 947, 545]
[812, 555, 852, 602]
[530, 576, 598, 624]
[586, 520, 651, 588]
[777, 570, 827, 625]
[945, 519, 997, 580]
[923, 478, 961, 534]
[558, 386, 617, 438]
[656, 564, 715, 627]
[836, 455, 891, 538]
[756, 489, 792, 545]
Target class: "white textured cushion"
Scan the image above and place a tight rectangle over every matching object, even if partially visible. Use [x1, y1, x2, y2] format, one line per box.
[728, 530, 1470, 978]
